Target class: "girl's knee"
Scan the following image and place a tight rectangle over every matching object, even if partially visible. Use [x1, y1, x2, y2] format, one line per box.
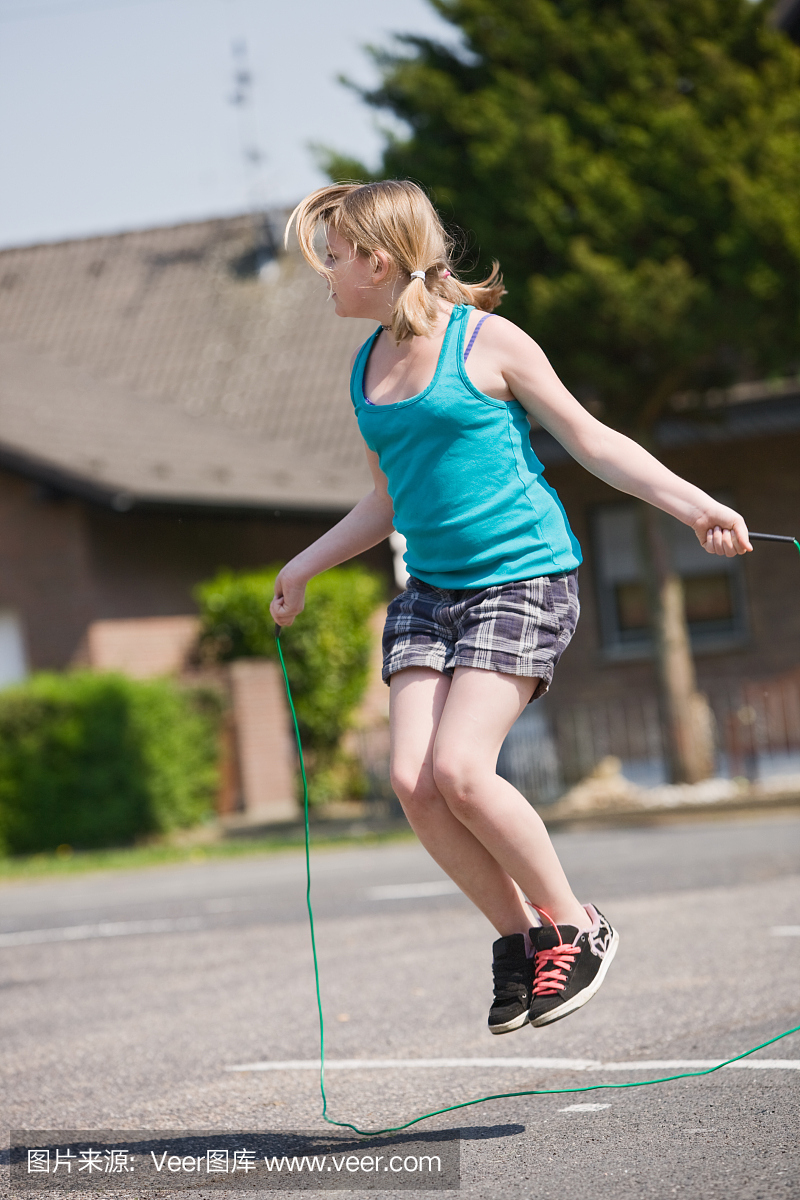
[432, 753, 485, 817]
[389, 763, 441, 819]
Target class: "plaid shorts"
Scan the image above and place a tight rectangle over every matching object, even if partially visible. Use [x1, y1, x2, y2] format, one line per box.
[382, 570, 580, 701]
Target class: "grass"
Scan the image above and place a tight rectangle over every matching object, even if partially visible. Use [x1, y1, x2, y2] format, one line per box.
[0, 821, 416, 885]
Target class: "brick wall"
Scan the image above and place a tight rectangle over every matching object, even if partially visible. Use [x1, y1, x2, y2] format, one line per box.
[0, 473, 96, 669]
[227, 659, 298, 823]
[73, 614, 200, 677]
[0, 466, 393, 671]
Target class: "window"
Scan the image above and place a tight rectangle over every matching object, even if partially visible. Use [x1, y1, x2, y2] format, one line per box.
[591, 502, 748, 659]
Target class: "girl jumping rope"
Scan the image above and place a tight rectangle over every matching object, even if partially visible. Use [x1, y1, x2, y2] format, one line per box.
[271, 180, 752, 1036]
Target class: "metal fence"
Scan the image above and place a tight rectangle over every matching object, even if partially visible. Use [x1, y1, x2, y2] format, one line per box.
[500, 672, 800, 804]
[712, 673, 800, 782]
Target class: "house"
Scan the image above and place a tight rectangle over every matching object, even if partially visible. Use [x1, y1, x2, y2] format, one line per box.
[1, 214, 798, 797]
[0, 213, 392, 680]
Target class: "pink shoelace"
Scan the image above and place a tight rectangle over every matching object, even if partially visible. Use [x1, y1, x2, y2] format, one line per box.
[529, 905, 582, 998]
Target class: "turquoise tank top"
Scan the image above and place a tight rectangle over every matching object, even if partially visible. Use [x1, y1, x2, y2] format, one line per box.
[350, 304, 582, 588]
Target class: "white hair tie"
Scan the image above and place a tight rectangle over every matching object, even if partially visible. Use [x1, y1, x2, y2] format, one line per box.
[410, 270, 426, 281]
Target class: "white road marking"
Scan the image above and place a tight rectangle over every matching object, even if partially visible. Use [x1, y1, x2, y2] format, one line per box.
[559, 1103, 611, 1112]
[599, 1059, 800, 1070]
[367, 881, 461, 900]
[0, 917, 204, 947]
[226, 1057, 800, 1072]
[771, 926, 800, 936]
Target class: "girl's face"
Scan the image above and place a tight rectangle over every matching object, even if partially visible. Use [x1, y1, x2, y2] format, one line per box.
[323, 226, 391, 318]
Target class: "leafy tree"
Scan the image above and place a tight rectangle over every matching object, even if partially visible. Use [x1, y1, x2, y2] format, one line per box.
[322, 0, 800, 781]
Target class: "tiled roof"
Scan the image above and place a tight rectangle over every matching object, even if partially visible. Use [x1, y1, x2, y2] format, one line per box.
[0, 215, 375, 512]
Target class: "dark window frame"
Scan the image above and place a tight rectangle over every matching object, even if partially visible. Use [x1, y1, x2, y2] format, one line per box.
[589, 500, 750, 662]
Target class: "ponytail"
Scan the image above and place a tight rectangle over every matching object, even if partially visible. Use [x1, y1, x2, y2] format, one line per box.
[389, 261, 504, 342]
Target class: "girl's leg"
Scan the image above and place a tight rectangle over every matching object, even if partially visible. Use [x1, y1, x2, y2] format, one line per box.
[389, 666, 533, 937]
[432, 665, 590, 932]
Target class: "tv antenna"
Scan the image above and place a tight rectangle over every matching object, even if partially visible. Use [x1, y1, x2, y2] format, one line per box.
[228, 38, 277, 274]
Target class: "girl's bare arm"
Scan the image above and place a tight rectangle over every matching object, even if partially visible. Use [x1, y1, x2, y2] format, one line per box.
[270, 447, 395, 626]
[483, 318, 751, 557]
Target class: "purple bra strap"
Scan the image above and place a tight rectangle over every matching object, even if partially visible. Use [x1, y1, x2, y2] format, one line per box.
[463, 313, 491, 362]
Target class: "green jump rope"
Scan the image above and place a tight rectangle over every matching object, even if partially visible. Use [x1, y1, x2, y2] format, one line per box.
[274, 530, 800, 1138]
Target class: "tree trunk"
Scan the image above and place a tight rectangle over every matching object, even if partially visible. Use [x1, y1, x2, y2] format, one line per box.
[639, 503, 716, 784]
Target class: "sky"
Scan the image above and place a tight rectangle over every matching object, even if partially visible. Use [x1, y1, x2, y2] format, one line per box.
[0, 0, 456, 248]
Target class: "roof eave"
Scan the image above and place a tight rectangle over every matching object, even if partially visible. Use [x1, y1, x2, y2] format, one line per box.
[0, 443, 352, 521]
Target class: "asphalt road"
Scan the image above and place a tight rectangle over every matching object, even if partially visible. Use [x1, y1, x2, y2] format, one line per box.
[1, 811, 799, 1199]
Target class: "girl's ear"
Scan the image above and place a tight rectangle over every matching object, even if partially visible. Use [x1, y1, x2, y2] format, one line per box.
[371, 250, 393, 284]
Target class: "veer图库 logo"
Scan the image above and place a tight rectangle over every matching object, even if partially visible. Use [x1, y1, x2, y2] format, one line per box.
[9, 1129, 461, 1191]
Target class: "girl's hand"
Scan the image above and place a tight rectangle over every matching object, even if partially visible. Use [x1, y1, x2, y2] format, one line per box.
[270, 569, 307, 627]
[692, 506, 753, 557]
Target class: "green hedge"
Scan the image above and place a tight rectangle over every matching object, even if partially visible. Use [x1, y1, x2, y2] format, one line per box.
[0, 673, 221, 856]
[195, 564, 384, 803]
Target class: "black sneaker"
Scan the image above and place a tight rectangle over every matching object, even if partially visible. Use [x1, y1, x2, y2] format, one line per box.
[528, 905, 619, 1028]
[488, 932, 537, 1035]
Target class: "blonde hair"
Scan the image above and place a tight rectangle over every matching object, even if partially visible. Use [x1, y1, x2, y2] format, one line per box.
[285, 180, 505, 342]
